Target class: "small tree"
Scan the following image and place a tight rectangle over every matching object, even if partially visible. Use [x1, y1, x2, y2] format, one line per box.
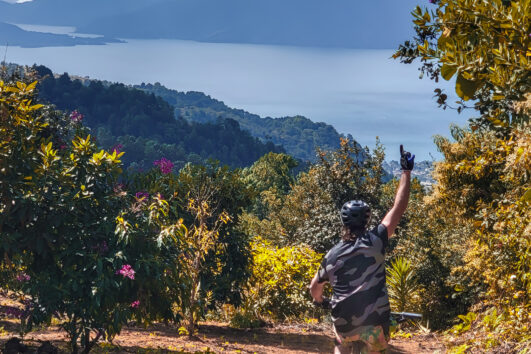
[277, 137, 388, 252]
[180, 199, 230, 336]
[386, 257, 420, 313]
[130, 160, 253, 333]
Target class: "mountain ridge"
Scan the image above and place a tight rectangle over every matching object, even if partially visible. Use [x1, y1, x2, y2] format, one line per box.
[0, 0, 420, 49]
[135, 82, 345, 162]
[0, 21, 122, 48]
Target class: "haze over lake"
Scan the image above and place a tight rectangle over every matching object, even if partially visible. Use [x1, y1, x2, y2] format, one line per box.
[5, 35, 468, 160]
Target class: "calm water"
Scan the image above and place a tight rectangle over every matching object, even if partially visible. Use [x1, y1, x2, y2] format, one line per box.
[5, 36, 467, 160]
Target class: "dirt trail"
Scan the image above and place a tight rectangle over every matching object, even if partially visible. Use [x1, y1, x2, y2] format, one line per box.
[0, 320, 446, 353]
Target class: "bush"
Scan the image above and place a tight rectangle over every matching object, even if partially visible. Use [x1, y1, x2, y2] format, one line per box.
[229, 312, 265, 329]
[239, 237, 323, 321]
[386, 257, 420, 313]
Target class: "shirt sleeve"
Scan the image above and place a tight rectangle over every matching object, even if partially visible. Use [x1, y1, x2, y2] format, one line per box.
[376, 223, 389, 251]
[316, 257, 329, 283]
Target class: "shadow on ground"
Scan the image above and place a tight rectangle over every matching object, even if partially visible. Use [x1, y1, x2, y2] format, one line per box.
[0, 321, 443, 353]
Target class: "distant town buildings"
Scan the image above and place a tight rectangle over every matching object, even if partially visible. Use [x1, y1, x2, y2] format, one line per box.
[382, 160, 434, 191]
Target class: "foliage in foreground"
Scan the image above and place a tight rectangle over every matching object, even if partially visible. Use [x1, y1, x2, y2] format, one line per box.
[386, 257, 420, 313]
[394, 0, 530, 129]
[395, 0, 530, 350]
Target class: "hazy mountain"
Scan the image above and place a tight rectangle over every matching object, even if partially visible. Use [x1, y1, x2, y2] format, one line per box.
[0, 0, 162, 26]
[1, 0, 420, 49]
[0, 21, 122, 47]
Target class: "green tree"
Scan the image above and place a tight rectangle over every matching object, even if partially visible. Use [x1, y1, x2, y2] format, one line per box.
[272, 138, 387, 252]
[393, 0, 530, 129]
[129, 160, 254, 321]
[176, 162, 254, 311]
[239, 153, 298, 239]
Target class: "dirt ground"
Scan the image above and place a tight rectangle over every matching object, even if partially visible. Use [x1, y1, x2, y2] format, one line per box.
[0, 320, 446, 353]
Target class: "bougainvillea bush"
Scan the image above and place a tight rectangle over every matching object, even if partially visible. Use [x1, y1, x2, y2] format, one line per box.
[0, 79, 188, 353]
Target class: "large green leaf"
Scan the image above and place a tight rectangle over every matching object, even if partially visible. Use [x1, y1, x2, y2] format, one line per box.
[441, 64, 457, 81]
[455, 74, 482, 101]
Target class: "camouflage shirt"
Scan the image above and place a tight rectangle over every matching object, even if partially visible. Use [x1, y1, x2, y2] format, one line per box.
[317, 224, 390, 338]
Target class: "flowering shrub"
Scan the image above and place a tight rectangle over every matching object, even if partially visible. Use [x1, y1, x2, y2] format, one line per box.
[153, 157, 174, 174]
[116, 264, 136, 280]
[69, 110, 83, 123]
[0, 79, 188, 353]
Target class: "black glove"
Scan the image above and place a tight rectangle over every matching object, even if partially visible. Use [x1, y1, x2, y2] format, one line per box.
[313, 297, 331, 310]
[400, 145, 415, 171]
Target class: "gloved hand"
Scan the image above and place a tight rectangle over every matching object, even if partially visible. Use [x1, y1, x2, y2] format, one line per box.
[313, 297, 331, 310]
[400, 145, 415, 171]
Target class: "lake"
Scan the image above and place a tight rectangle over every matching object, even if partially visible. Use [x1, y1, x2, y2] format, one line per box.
[4, 35, 468, 160]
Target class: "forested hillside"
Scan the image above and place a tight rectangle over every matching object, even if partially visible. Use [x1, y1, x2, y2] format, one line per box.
[33, 65, 284, 169]
[136, 82, 344, 162]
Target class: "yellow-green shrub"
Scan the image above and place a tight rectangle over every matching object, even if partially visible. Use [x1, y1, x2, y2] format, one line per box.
[240, 237, 323, 321]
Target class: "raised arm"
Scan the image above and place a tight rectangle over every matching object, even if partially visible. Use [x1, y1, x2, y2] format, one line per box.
[381, 145, 414, 238]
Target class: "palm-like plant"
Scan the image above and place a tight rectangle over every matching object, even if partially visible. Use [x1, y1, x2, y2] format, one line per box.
[387, 257, 420, 312]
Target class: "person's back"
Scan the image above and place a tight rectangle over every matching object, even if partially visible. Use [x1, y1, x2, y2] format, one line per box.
[318, 224, 390, 342]
[309, 145, 415, 353]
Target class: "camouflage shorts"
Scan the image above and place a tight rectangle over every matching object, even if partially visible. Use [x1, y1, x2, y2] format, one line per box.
[334, 325, 389, 354]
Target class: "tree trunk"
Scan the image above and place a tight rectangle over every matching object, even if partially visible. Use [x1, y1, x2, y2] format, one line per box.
[187, 278, 198, 337]
[187, 261, 200, 337]
[82, 329, 102, 354]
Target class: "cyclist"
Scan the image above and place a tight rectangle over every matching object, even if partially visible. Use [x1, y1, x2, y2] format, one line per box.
[309, 145, 414, 353]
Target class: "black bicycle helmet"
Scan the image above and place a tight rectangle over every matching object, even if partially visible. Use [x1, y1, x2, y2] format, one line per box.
[340, 200, 371, 227]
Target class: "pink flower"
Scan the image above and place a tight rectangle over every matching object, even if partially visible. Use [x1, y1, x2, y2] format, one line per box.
[70, 110, 84, 123]
[135, 191, 149, 201]
[111, 144, 123, 154]
[116, 264, 135, 280]
[16, 273, 30, 282]
[130, 300, 140, 308]
[153, 158, 174, 174]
